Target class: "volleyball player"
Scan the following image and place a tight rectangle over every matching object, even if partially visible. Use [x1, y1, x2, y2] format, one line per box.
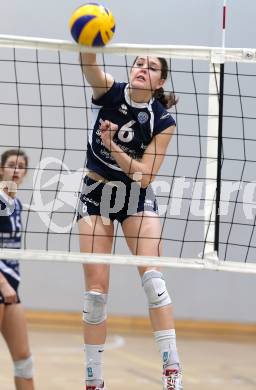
[78, 53, 183, 390]
[0, 150, 35, 390]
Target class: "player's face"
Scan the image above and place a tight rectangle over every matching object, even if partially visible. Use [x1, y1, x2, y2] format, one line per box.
[0, 155, 27, 187]
[130, 57, 165, 93]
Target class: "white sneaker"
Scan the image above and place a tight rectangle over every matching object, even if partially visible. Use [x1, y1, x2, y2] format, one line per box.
[163, 369, 183, 390]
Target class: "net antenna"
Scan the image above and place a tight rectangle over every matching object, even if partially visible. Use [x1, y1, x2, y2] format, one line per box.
[204, 0, 227, 260]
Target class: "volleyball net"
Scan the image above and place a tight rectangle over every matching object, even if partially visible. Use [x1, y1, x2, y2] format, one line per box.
[0, 34, 256, 273]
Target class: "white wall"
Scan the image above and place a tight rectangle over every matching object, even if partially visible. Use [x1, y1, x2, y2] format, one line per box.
[0, 0, 256, 322]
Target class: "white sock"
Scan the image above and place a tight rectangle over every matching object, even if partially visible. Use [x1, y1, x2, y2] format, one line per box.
[154, 329, 180, 370]
[84, 344, 104, 385]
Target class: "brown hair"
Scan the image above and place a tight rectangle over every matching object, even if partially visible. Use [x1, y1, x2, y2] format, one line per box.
[0, 149, 28, 180]
[132, 57, 178, 109]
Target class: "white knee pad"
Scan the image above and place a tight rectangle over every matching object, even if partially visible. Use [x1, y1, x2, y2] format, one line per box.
[14, 356, 33, 379]
[142, 270, 172, 308]
[83, 291, 107, 324]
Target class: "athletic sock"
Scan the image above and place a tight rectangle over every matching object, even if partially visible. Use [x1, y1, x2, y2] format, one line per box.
[154, 329, 180, 370]
[84, 344, 104, 386]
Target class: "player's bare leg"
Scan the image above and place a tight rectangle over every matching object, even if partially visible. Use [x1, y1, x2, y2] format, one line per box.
[79, 215, 114, 390]
[2, 304, 35, 390]
[123, 212, 183, 389]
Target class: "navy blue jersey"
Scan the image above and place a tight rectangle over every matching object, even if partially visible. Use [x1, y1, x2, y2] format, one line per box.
[0, 191, 22, 282]
[86, 82, 175, 184]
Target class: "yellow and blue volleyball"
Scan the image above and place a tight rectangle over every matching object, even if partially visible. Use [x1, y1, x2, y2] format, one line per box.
[69, 3, 115, 46]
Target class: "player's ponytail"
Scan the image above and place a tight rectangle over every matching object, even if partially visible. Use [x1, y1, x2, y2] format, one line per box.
[153, 57, 178, 109]
[153, 87, 178, 109]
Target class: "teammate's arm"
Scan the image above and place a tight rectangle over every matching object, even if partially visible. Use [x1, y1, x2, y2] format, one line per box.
[80, 53, 114, 99]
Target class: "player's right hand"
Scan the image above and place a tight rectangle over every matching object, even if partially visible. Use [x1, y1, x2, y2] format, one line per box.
[0, 282, 17, 304]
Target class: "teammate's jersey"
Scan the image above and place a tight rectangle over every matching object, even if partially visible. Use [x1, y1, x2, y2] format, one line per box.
[86, 82, 176, 184]
[0, 191, 22, 282]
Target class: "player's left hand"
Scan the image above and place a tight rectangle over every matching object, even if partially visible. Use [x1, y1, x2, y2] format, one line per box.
[100, 120, 118, 150]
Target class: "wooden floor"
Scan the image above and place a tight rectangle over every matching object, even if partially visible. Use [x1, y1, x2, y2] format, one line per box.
[0, 324, 256, 390]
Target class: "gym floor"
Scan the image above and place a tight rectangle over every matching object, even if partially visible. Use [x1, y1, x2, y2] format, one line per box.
[0, 322, 255, 390]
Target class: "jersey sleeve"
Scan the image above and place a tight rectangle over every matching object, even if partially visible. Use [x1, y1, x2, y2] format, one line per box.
[153, 102, 176, 136]
[92, 82, 126, 108]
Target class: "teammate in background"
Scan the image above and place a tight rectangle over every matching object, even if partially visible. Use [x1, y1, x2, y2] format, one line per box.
[78, 53, 183, 390]
[0, 150, 35, 390]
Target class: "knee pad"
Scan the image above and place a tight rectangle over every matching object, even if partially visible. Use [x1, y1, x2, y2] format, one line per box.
[83, 291, 107, 324]
[14, 356, 33, 379]
[142, 270, 172, 309]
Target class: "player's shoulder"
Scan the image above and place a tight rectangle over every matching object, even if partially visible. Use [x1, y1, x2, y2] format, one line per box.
[152, 99, 172, 118]
[92, 81, 126, 107]
[152, 99, 176, 134]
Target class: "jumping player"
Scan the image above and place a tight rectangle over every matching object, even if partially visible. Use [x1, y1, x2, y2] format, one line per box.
[78, 53, 183, 390]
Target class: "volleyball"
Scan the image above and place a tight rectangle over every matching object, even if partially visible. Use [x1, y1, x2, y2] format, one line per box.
[69, 3, 115, 46]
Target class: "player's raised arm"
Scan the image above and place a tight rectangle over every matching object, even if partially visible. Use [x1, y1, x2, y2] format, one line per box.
[80, 52, 114, 100]
[70, 4, 115, 100]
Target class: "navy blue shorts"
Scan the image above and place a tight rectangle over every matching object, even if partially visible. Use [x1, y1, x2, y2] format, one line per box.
[77, 176, 158, 224]
[0, 272, 21, 305]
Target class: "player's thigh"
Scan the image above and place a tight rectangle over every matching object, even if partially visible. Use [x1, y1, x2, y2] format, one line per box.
[83, 262, 111, 292]
[78, 215, 114, 253]
[79, 215, 114, 291]
[1, 304, 31, 360]
[122, 211, 163, 277]
[122, 211, 162, 256]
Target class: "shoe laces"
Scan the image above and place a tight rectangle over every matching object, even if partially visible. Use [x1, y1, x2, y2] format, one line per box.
[86, 383, 105, 390]
[164, 369, 182, 390]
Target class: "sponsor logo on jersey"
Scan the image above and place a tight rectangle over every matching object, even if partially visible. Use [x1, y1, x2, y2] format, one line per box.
[81, 195, 100, 207]
[100, 149, 111, 159]
[160, 112, 171, 120]
[138, 111, 149, 124]
[119, 104, 128, 115]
